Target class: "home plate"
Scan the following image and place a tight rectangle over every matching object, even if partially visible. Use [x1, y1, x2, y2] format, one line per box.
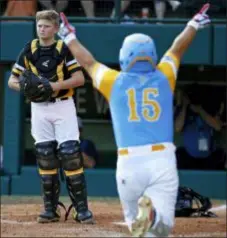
[113, 221, 127, 226]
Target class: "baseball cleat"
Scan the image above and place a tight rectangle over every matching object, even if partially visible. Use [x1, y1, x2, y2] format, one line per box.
[73, 208, 94, 224]
[37, 208, 61, 223]
[131, 195, 155, 237]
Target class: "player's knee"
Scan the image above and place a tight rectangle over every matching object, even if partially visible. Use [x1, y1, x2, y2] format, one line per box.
[36, 141, 59, 171]
[58, 140, 83, 175]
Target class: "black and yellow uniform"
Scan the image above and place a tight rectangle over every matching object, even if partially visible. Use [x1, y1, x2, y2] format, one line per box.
[11, 39, 93, 223]
[12, 38, 81, 99]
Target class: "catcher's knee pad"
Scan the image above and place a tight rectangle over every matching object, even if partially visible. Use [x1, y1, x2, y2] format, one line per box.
[36, 141, 59, 173]
[58, 140, 83, 176]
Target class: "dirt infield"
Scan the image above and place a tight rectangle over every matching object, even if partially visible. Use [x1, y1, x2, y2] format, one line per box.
[1, 196, 226, 237]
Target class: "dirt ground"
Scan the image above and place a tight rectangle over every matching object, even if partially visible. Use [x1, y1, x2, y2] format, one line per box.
[1, 196, 226, 237]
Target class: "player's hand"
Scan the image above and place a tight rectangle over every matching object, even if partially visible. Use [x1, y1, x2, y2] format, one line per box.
[49, 82, 61, 92]
[58, 12, 76, 45]
[187, 3, 211, 31]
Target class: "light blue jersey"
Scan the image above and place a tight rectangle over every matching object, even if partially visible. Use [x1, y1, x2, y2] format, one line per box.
[91, 52, 179, 148]
[110, 71, 173, 148]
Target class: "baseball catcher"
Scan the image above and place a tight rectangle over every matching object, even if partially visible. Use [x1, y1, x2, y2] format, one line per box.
[19, 69, 53, 102]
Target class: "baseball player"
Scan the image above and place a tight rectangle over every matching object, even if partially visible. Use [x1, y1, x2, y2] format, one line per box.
[8, 10, 93, 224]
[58, 4, 210, 237]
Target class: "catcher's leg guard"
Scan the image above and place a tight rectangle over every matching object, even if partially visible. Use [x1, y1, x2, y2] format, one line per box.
[59, 140, 93, 224]
[36, 141, 61, 223]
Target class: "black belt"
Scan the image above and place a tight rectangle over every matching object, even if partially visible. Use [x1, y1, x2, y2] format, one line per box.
[49, 97, 69, 103]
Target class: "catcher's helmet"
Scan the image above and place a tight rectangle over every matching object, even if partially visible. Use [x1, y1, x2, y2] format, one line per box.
[175, 186, 217, 217]
[119, 33, 158, 72]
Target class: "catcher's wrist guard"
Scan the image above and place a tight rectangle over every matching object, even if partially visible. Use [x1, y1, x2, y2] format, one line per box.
[19, 70, 54, 103]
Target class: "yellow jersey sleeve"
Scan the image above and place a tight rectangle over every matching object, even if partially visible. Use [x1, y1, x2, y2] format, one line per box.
[90, 62, 120, 101]
[157, 51, 180, 92]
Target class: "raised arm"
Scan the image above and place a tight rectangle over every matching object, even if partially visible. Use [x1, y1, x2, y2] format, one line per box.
[58, 13, 120, 101]
[58, 12, 97, 76]
[169, 3, 210, 60]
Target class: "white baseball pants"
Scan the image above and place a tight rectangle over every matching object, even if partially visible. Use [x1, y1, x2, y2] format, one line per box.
[31, 97, 79, 145]
[116, 143, 179, 237]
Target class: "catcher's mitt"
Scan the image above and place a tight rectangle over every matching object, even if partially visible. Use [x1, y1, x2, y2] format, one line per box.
[19, 70, 53, 103]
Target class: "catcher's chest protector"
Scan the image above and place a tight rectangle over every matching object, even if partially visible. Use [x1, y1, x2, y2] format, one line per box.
[25, 39, 65, 81]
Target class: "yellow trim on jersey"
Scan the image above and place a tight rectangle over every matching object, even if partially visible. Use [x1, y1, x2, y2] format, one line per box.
[31, 39, 38, 54]
[158, 62, 176, 92]
[64, 168, 84, 176]
[29, 61, 39, 75]
[12, 68, 22, 75]
[165, 51, 180, 68]
[24, 56, 29, 69]
[57, 61, 64, 80]
[68, 64, 78, 71]
[52, 60, 64, 97]
[38, 168, 58, 175]
[56, 40, 63, 54]
[99, 70, 120, 101]
[157, 52, 180, 92]
[90, 62, 120, 101]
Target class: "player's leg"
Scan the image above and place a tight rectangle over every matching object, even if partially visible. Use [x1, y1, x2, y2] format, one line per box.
[31, 103, 61, 223]
[132, 153, 179, 237]
[116, 159, 149, 230]
[35, 141, 61, 223]
[58, 140, 93, 223]
[54, 99, 93, 223]
[31, 102, 56, 142]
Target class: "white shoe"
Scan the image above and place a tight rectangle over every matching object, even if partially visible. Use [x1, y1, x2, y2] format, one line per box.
[131, 195, 155, 237]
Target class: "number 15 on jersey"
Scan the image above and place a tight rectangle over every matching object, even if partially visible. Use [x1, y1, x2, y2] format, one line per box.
[126, 87, 161, 122]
